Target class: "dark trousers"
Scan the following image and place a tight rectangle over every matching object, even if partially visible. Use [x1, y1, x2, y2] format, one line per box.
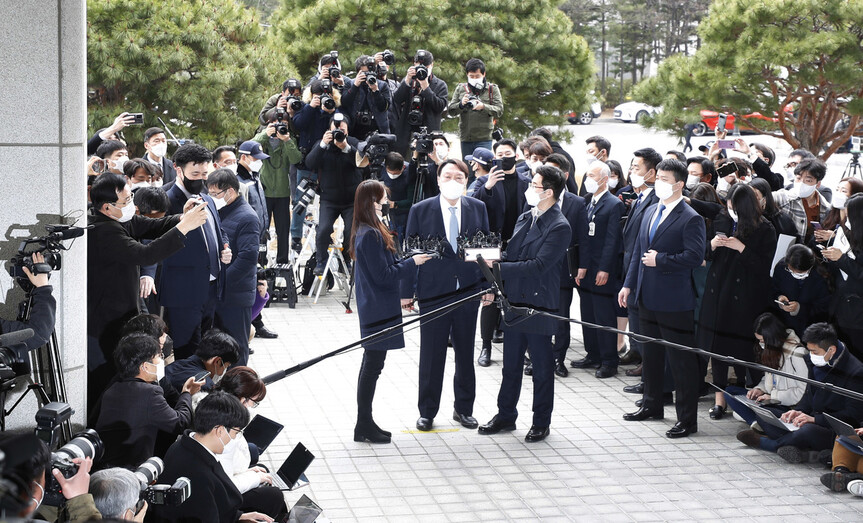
[315, 200, 354, 266]
[357, 350, 387, 422]
[498, 330, 554, 426]
[240, 485, 287, 520]
[627, 303, 644, 355]
[578, 277, 619, 367]
[417, 301, 479, 418]
[480, 304, 501, 343]
[215, 304, 252, 366]
[164, 284, 217, 360]
[638, 300, 699, 426]
[760, 421, 837, 453]
[266, 196, 292, 264]
[553, 287, 574, 361]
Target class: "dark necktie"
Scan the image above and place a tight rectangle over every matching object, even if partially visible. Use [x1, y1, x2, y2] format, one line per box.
[648, 204, 666, 243]
[202, 208, 220, 279]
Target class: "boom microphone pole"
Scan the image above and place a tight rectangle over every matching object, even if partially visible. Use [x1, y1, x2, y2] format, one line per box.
[262, 287, 489, 385]
[474, 258, 863, 405]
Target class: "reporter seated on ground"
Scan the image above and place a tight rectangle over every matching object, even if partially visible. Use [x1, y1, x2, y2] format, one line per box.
[820, 424, 863, 495]
[210, 367, 286, 520]
[0, 432, 99, 522]
[736, 322, 863, 463]
[166, 329, 240, 394]
[89, 467, 148, 521]
[93, 333, 202, 469]
[151, 392, 274, 523]
[722, 313, 808, 429]
[771, 244, 832, 338]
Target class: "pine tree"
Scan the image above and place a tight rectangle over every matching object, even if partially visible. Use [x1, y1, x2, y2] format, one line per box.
[88, 0, 294, 151]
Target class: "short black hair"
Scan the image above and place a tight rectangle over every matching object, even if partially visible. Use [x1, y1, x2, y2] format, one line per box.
[121, 313, 167, 340]
[282, 78, 301, 92]
[319, 54, 338, 67]
[465, 58, 485, 74]
[193, 391, 250, 434]
[790, 149, 815, 160]
[195, 329, 240, 364]
[134, 186, 169, 215]
[545, 153, 571, 174]
[0, 433, 51, 493]
[493, 138, 518, 154]
[172, 143, 212, 170]
[785, 243, 816, 272]
[750, 143, 775, 166]
[212, 145, 236, 165]
[633, 147, 662, 173]
[206, 168, 241, 193]
[586, 135, 612, 156]
[143, 127, 165, 142]
[114, 332, 162, 379]
[666, 150, 686, 162]
[656, 158, 687, 184]
[384, 152, 404, 172]
[529, 127, 553, 142]
[795, 158, 827, 182]
[354, 54, 374, 72]
[123, 158, 159, 180]
[90, 173, 128, 212]
[413, 49, 433, 66]
[686, 156, 716, 180]
[95, 140, 127, 159]
[801, 322, 838, 352]
[535, 165, 566, 199]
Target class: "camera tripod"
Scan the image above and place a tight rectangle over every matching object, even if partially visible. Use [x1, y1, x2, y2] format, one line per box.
[844, 152, 863, 180]
[308, 222, 351, 304]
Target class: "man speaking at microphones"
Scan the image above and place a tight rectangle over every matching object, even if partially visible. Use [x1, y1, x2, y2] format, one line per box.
[478, 165, 571, 442]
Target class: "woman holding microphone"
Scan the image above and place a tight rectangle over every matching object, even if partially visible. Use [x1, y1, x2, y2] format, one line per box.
[350, 180, 430, 443]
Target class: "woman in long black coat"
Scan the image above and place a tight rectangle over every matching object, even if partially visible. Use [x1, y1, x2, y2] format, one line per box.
[350, 180, 430, 443]
[698, 183, 777, 419]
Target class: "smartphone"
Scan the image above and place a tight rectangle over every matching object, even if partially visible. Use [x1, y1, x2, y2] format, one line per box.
[89, 156, 106, 173]
[774, 299, 789, 307]
[194, 370, 209, 383]
[715, 232, 728, 239]
[816, 244, 826, 250]
[491, 159, 503, 171]
[716, 113, 728, 133]
[129, 112, 144, 126]
[716, 161, 738, 178]
[717, 139, 735, 149]
[810, 221, 823, 231]
[620, 192, 637, 204]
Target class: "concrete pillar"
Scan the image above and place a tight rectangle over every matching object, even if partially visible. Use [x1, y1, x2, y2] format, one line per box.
[0, 0, 87, 429]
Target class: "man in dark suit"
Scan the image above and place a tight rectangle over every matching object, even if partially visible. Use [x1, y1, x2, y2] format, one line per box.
[160, 144, 233, 360]
[478, 165, 571, 442]
[143, 127, 177, 186]
[619, 158, 706, 438]
[571, 161, 624, 378]
[401, 159, 492, 432]
[207, 170, 261, 365]
[86, 173, 207, 408]
[165, 329, 239, 393]
[151, 392, 276, 523]
[471, 138, 531, 366]
[392, 50, 448, 156]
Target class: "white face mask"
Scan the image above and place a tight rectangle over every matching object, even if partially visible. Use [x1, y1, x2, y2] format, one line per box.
[527, 160, 542, 172]
[219, 428, 237, 453]
[686, 175, 700, 189]
[151, 143, 168, 158]
[810, 352, 830, 367]
[467, 77, 484, 89]
[112, 155, 129, 172]
[213, 196, 227, 210]
[131, 181, 151, 190]
[224, 164, 238, 175]
[832, 191, 848, 210]
[212, 364, 227, 385]
[249, 159, 264, 172]
[630, 173, 645, 188]
[727, 208, 738, 222]
[524, 186, 545, 207]
[117, 202, 136, 223]
[796, 181, 816, 199]
[785, 166, 796, 182]
[585, 154, 598, 166]
[435, 145, 449, 160]
[28, 481, 44, 515]
[145, 360, 165, 382]
[151, 178, 164, 188]
[654, 179, 675, 200]
[607, 177, 619, 189]
[790, 269, 810, 280]
[439, 179, 465, 201]
[584, 176, 600, 194]
[717, 177, 731, 193]
[386, 170, 401, 179]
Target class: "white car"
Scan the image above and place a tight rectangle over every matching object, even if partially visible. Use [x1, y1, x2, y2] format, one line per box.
[613, 102, 658, 123]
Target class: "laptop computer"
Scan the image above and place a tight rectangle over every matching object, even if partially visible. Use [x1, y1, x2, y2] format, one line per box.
[243, 414, 284, 453]
[824, 413, 862, 440]
[749, 403, 799, 432]
[270, 442, 315, 491]
[711, 383, 760, 408]
[281, 494, 324, 523]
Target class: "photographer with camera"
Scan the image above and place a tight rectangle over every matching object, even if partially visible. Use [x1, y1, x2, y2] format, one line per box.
[89, 467, 147, 521]
[257, 78, 303, 131]
[305, 113, 361, 275]
[407, 131, 449, 201]
[342, 55, 392, 139]
[380, 152, 414, 242]
[448, 59, 504, 174]
[3, 251, 56, 354]
[87, 111, 135, 156]
[393, 50, 448, 156]
[313, 52, 346, 91]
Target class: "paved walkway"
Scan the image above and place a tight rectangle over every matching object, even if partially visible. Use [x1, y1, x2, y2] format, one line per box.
[249, 288, 863, 521]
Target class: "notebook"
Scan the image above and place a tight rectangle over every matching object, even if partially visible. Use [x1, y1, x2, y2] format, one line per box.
[270, 442, 315, 491]
[243, 414, 284, 453]
[749, 403, 799, 432]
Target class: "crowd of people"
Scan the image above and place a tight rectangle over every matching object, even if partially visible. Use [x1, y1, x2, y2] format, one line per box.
[7, 48, 863, 521]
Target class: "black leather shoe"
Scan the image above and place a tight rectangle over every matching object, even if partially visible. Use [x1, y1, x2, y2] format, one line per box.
[635, 393, 673, 408]
[453, 411, 478, 429]
[525, 425, 550, 442]
[623, 382, 644, 394]
[595, 366, 617, 379]
[619, 347, 641, 366]
[570, 357, 601, 369]
[625, 364, 643, 377]
[354, 422, 391, 444]
[554, 360, 569, 377]
[478, 415, 516, 435]
[416, 417, 433, 431]
[623, 406, 664, 421]
[291, 238, 302, 252]
[254, 326, 279, 339]
[477, 345, 492, 367]
[666, 421, 697, 438]
[492, 330, 504, 343]
[524, 362, 533, 376]
[709, 404, 726, 420]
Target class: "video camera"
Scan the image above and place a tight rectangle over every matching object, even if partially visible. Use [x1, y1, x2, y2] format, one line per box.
[7, 224, 87, 285]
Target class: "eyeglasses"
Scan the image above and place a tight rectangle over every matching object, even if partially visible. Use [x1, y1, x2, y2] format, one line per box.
[230, 427, 244, 435]
[210, 188, 229, 199]
[246, 398, 260, 409]
[110, 196, 133, 208]
[531, 184, 545, 190]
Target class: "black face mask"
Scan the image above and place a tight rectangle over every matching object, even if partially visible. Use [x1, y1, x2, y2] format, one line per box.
[501, 156, 517, 171]
[183, 177, 204, 195]
[380, 203, 390, 217]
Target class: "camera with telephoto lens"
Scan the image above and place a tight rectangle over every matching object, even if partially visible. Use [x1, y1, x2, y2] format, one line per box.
[464, 95, 480, 110]
[356, 111, 373, 127]
[380, 49, 395, 66]
[132, 457, 190, 506]
[332, 129, 347, 142]
[492, 128, 504, 141]
[328, 66, 341, 80]
[366, 72, 377, 85]
[320, 94, 336, 111]
[407, 95, 424, 126]
[274, 108, 290, 136]
[292, 178, 318, 215]
[414, 65, 429, 81]
[43, 429, 104, 506]
[286, 96, 304, 112]
[358, 133, 396, 176]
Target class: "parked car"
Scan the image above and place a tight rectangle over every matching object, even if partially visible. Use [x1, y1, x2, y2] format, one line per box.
[613, 101, 658, 123]
[567, 100, 602, 125]
[692, 108, 793, 135]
